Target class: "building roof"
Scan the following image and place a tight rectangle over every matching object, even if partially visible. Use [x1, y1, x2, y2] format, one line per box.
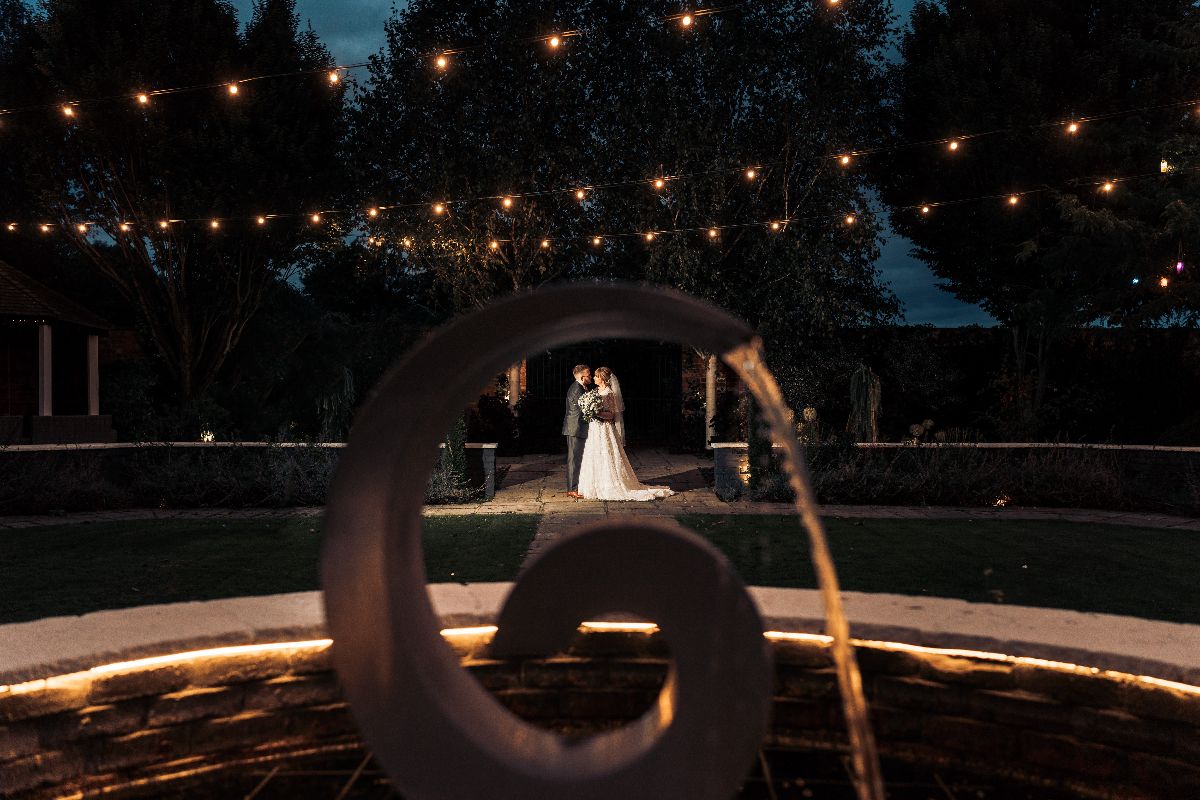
[0, 260, 111, 331]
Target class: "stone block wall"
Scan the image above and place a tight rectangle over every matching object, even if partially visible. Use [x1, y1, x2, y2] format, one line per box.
[3, 631, 1197, 799]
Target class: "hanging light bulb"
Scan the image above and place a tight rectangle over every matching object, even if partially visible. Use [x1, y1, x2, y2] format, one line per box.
[310, 213, 322, 224]
[947, 139, 960, 152]
[541, 239, 551, 249]
[76, 223, 88, 233]
[575, 189, 586, 201]
[681, 13, 693, 27]
[367, 207, 380, 218]
[402, 237, 413, 247]
[227, 82, 240, 95]
[745, 168, 757, 180]
[653, 178, 665, 190]
[592, 235, 602, 246]
[844, 214, 857, 225]
[1132, 277, 1141, 286]
[40, 224, 51, 233]
[708, 228, 719, 239]
[1008, 195, 1020, 206]
[119, 222, 131, 232]
[1176, 261, 1185, 274]
[210, 219, 221, 230]
[489, 240, 500, 251]
[256, 216, 267, 226]
[61, 104, 75, 117]
[136, 93, 150, 105]
[502, 196, 514, 209]
[6, 223, 16, 232]
[645, 231, 656, 242]
[770, 221, 782, 231]
[548, 35, 561, 49]
[1066, 121, 1080, 134]
[839, 155, 852, 167]
[159, 220, 170, 229]
[1160, 276, 1170, 288]
[328, 70, 341, 84]
[1101, 181, 1115, 193]
[436, 55, 449, 70]
[433, 203, 445, 215]
[921, 205, 932, 215]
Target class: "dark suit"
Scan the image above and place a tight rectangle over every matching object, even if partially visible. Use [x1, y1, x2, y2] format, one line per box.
[563, 380, 590, 491]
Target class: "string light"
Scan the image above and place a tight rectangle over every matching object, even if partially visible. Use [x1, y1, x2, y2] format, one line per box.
[367, 207, 380, 218]
[707, 227, 719, 239]
[118, 222, 131, 232]
[227, 82, 240, 96]
[770, 221, 782, 231]
[653, 178, 666, 190]
[310, 213, 322, 224]
[489, 240, 500, 250]
[433, 203, 445, 215]
[40, 224, 50, 233]
[159, 220, 170, 229]
[921, 205, 931, 215]
[680, 13, 693, 28]
[575, 189, 587, 201]
[255, 215, 267, 225]
[745, 168, 757, 180]
[548, 36, 561, 49]
[1008, 195, 1020, 206]
[436, 55, 449, 70]
[209, 219, 220, 230]
[592, 235, 602, 246]
[540, 238, 551, 249]
[502, 196, 514, 209]
[327, 70, 341, 84]
[948, 140, 960, 152]
[1160, 277, 1170, 288]
[844, 214, 857, 225]
[645, 231, 656, 241]
[1066, 122, 1080, 134]
[61, 105, 75, 118]
[1101, 181, 1115, 193]
[839, 155, 852, 167]
[136, 93, 150, 105]
[75, 223, 87, 233]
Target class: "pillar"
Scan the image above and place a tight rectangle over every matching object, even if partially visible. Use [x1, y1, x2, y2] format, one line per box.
[87, 334, 100, 415]
[507, 363, 521, 410]
[705, 353, 718, 446]
[37, 324, 52, 416]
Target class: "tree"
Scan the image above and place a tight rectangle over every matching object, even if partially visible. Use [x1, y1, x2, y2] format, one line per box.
[878, 0, 1200, 431]
[5, 0, 346, 400]
[350, 0, 900, 407]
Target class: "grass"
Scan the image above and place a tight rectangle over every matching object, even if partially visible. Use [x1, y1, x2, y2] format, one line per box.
[0, 515, 539, 624]
[679, 515, 1200, 625]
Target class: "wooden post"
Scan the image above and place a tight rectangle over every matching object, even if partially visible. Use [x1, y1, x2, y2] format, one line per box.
[705, 353, 718, 446]
[37, 324, 52, 416]
[87, 334, 100, 415]
[507, 363, 521, 410]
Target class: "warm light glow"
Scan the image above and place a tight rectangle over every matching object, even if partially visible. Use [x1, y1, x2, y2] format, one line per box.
[159, 220, 170, 229]
[579, 621, 660, 633]
[502, 196, 514, 208]
[1102, 181, 1115, 193]
[89, 640, 331, 676]
[948, 140, 960, 151]
[839, 155, 851, 166]
[592, 236, 602, 246]
[645, 231, 656, 241]
[6, 223, 16, 232]
[227, 82, 239, 95]
[1161, 159, 1174, 174]
[1066, 122, 1079, 134]
[549, 36, 561, 48]
[745, 168, 757, 180]
[439, 625, 498, 638]
[540, 239, 551, 249]
[328, 70, 341, 84]
[1160, 276, 1170, 288]
[1008, 195, 1020, 205]
[770, 221, 782, 231]
[575, 188, 586, 201]
[367, 207, 379, 218]
[310, 213, 321, 224]
[136, 93, 150, 105]
[436, 55, 448, 70]
[681, 13, 693, 27]
[921, 205, 931, 215]
[402, 237, 412, 247]
[433, 203, 445, 215]
[118, 223, 131, 232]
[61, 105, 75, 117]
[489, 240, 500, 250]
[653, 178, 665, 189]
[209, 219, 220, 229]
[256, 216, 266, 225]
[844, 214, 857, 225]
[39, 224, 50, 233]
[76, 223, 88, 233]
[708, 227, 719, 239]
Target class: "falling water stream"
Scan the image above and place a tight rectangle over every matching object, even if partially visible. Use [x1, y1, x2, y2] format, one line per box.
[726, 339, 887, 800]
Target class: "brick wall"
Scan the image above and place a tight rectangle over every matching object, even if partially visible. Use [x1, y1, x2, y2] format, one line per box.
[2, 631, 1196, 799]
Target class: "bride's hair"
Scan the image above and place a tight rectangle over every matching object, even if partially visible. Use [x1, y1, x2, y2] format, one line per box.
[594, 367, 613, 383]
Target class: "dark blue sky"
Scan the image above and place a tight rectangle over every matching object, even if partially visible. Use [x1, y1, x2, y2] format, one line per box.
[231, 0, 993, 326]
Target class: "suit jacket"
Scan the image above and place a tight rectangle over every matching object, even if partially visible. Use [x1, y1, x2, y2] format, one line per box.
[562, 381, 590, 439]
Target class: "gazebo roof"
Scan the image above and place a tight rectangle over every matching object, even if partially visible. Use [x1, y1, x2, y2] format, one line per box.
[0, 260, 111, 331]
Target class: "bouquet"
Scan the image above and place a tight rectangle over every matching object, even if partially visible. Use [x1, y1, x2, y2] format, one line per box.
[579, 389, 605, 422]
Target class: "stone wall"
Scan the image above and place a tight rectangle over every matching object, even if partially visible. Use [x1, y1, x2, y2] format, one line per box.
[3, 628, 1198, 799]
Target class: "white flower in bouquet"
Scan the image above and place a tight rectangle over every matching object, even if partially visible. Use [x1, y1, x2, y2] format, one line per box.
[579, 389, 605, 422]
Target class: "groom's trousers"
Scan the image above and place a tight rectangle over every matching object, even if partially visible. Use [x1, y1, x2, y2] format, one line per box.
[566, 435, 586, 492]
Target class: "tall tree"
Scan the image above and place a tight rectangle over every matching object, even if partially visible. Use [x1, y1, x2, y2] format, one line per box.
[4, 0, 346, 400]
[350, 0, 900, 405]
[878, 0, 1200, 431]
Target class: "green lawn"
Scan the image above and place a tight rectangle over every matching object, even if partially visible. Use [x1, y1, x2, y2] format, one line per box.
[0, 515, 538, 624]
[680, 515, 1200, 625]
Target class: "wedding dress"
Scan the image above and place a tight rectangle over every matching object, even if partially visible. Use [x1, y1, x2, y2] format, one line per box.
[577, 377, 674, 501]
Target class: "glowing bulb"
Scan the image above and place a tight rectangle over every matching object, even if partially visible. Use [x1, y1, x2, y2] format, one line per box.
[1008, 195, 1020, 205]
[40, 224, 51, 233]
[489, 240, 500, 250]
[1066, 122, 1079, 134]
[541, 239, 551, 249]
[1102, 181, 1115, 193]
[770, 221, 782, 231]
[921, 205, 931, 215]
[328, 70, 341, 84]
[592, 236, 602, 246]
[948, 140, 960, 152]
[575, 189, 586, 201]
[61, 105, 75, 117]
[839, 155, 851, 167]
[502, 196, 514, 209]
[310, 213, 321, 224]
[119, 223, 131, 232]
[210, 219, 220, 230]
[645, 232, 656, 242]
[5, 223, 15, 232]
[433, 203, 445, 215]
[845, 214, 857, 225]
[681, 14, 693, 27]
[367, 207, 379, 218]
[1160, 277, 1170, 288]
[227, 83, 239, 95]
[136, 93, 149, 105]
[653, 178, 665, 189]
[746, 168, 757, 180]
[1161, 159, 1174, 174]
[256, 216, 267, 225]
[76, 223, 87, 233]
[159, 220, 169, 229]
[708, 228, 719, 239]
[436, 55, 448, 70]
[549, 36, 561, 48]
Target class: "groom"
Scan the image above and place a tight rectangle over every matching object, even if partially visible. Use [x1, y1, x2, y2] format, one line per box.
[563, 364, 591, 499]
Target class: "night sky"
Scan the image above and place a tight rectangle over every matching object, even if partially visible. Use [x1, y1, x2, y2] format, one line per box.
[229, 0, 995, 327]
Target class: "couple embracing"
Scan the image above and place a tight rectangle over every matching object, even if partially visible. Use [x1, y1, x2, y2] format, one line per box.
[562, 364, 674, 501]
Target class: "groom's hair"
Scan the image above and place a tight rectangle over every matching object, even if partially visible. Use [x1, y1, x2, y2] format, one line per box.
[572, 364, 590, 378]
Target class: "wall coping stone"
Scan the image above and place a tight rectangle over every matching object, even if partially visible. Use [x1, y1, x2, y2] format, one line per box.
[2, 585, 1197, 688]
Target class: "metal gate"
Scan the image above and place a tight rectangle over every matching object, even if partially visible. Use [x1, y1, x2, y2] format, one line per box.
[521, 340, 683, 453]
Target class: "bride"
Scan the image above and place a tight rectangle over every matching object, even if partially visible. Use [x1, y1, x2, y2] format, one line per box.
[576, 367, 674, 501]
